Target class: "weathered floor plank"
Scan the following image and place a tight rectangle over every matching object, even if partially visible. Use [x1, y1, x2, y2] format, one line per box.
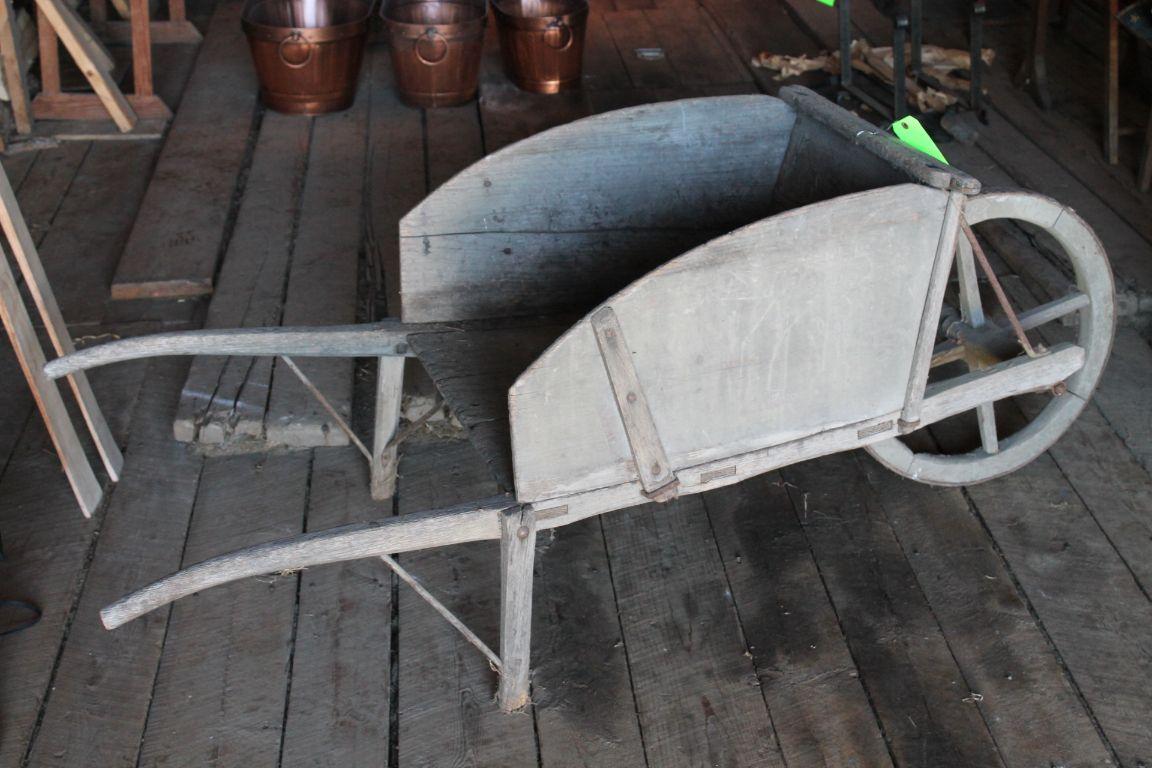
[136, 451, 310, 768]
[703, 475, 894, 768]
[280, 446, 392, 767]
[600, 496, 786, 768]
[264, 61, 371, 449]
[172, 113, 311, 444]
[531, 518, 647, 768]
[0, 357, 148, 767]
[857, 452, 1117, 768]
[110, 0, 258, 300]
[24, 358, 204, 768]
[780, 456, 1008, 768]
[396, 438, 539, 767]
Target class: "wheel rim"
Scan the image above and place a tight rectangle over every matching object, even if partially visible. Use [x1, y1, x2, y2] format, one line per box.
[866, 191, 1116, 487]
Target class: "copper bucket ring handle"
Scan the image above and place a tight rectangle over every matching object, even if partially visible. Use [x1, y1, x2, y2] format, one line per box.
[278, 30, 314, 69]
[414, 27, 449, 65]
[543, 17, 573, 50]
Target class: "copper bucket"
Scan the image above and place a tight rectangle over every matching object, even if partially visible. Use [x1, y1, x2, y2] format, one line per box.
[493, 0, 587, 93]
[383, 0, 487, 107]
[242, 0, 371, 115]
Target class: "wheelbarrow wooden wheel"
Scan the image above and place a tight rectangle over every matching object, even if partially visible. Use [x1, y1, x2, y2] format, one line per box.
[866, 191, 1115, 487]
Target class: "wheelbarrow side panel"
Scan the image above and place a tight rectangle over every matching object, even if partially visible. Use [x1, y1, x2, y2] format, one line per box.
[398, 95, 797, 323]
[509, 184, 954, 503]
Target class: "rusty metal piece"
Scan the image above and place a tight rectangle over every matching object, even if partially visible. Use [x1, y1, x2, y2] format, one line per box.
[382, 0, 487, 108]
[960, 219, 1042, 358]
[493, 0, 588, 94]
[1051, 381, 1068, 396]
[242, 0, 371, 115]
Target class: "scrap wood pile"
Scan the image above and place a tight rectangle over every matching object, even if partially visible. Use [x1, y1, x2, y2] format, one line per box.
[752, 41, 995, 113]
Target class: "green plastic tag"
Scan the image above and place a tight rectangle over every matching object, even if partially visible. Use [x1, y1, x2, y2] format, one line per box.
[892, 116, 947, 164]
[815, 0, 834, 6]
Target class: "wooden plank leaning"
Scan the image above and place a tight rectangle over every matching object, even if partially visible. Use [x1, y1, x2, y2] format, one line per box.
[0, 163, 124, 485]
[0, 224, 103, 517]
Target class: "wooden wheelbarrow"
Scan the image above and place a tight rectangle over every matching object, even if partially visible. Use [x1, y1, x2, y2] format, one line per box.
[43, 86, 1115, 711]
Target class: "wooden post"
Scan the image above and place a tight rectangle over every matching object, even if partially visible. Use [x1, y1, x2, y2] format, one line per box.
[36, 3, 61, 98]
[371, 356, 405, 500]
[129, 0, 151, 97]
[0, 0, 31, 133]
[497, 505, 536, 712]
[1106, 0, 1120, 164]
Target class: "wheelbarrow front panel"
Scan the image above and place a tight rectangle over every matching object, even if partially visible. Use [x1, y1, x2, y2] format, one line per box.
[398, 96, 797, 323]
[509, 184, 953, 503]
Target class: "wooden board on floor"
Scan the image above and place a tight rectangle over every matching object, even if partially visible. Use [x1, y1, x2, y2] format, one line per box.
[279, 446, 393, 766]
[858, 453, 1117, 767]
[702, 474, 895, 768]
[0, 356, 148, 766]
[35, 142, 160, 325]
[395, 438, 539, 767]
[264, 67, 371, 449]
[110, 0, 258, 300]
[600, 495, 786, 767]
[23, 359, 205, 768]
[943, 446, 1152, 767]
[779, 455, 1007, 768]
[530, 513, 648, 768]
[366, 51, 425, 318]
[171, 113, 311, 444]
[136, 450, 310, 767]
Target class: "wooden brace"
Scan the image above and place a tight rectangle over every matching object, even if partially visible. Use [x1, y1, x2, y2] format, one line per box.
[590, 307, 680, 502]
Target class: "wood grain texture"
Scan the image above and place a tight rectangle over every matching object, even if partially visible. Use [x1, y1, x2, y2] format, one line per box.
[396, 439, 538, 766]
[408, 320, 567, 492]
[601, 495, 785, 767]
[511, 184, 949, 502]
[0, 355, 147, 766]
[933, 432, 1152, 767]
[858, 451, 1118, 768]
[780, 454, 1007, 768]
[100, 494, 512, 629]
[24, 358, 204, 768]
[530, 515, 648, 767]
[279, 447, 392, 767]
[110, 0, 257, 299]
[0, 241, 102, 514]
[136, 451, 309, 768]
[48, 323, 416, 379]
[497, 504, 537, 711]
[172, 112, 310, 444]
[265, 64, 370, 448]
[400, 95, 795, 323]
[34, 142, 158, 325]
[703, 475, 895, 768]
[366, 52, 425, 318]
[0, 157, 123, 481]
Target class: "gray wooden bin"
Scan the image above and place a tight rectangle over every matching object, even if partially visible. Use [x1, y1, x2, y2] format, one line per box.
[44, 85, 1115, 712]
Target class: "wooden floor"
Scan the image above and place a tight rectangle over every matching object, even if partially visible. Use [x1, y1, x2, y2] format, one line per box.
[3, 0, 1152, 765]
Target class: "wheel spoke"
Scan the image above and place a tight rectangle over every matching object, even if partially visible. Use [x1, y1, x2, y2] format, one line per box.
[955, 232, 987, 326]
[1016, 291, 1089, 332]
[976, 402, 999, 454]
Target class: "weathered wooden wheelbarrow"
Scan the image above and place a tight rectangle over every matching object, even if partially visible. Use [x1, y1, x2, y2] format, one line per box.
[45, 86, 1115, 711]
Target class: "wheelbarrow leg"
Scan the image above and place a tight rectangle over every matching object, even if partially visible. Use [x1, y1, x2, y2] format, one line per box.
[498, 505, 537, 712]
[371, 356, 405, 500]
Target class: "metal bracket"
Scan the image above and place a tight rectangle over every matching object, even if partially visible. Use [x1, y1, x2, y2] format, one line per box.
[590, 306, 680, 502]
